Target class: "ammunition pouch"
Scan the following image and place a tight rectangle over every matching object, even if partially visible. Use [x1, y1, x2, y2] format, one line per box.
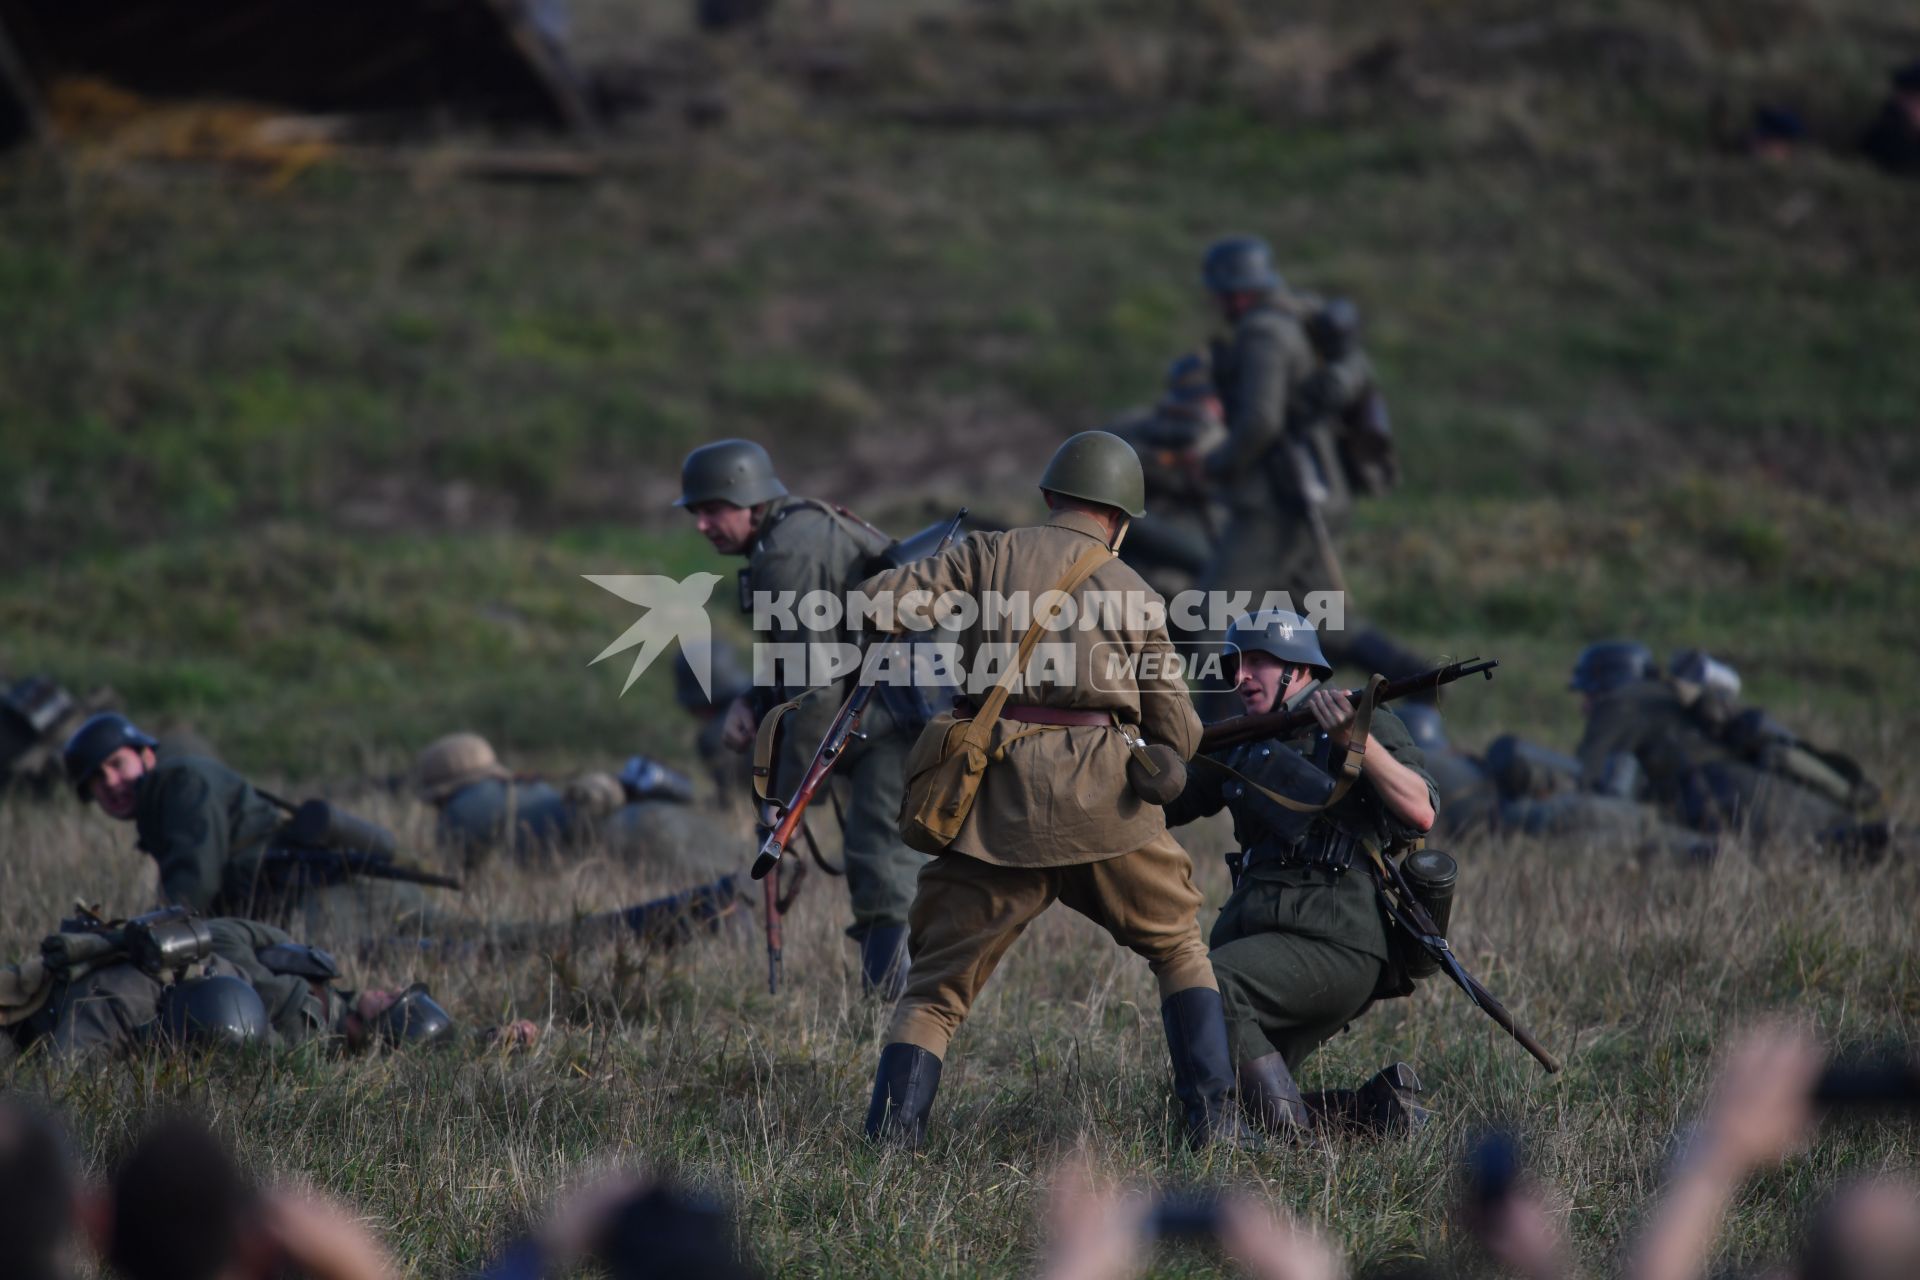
[255, 942, 340, 982]
[900, 546, 1110, 854]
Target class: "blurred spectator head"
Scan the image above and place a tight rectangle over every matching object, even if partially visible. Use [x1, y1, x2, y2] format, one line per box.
[592, 1183, 763, 1280]
[108, 1115, 258, 1280]
[1797, 1178, 1920, 1280]
[0, 1100, 75, 1280]
[1749, 105, 1806, 161]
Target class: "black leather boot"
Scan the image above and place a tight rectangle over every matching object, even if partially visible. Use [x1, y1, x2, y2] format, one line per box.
[865, 1042, 942, 1148]
[1304, 1061, 1432, 1135]
[1237, 1052, 1315, 1140]
[1161, 988, 1260, 1149]
[859, 924, 911, 1000]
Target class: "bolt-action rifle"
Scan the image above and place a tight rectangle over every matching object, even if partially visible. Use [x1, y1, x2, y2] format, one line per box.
[1199, 657, 1498, 753]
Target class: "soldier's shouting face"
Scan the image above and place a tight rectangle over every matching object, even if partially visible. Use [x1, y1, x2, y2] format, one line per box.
[1235, 651, 1310, 716]
[89, 745, 156, 820]
[686, 499, 759, 555]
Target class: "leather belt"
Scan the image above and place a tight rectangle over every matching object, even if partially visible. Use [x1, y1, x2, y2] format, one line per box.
[957, 700, 1108, 727]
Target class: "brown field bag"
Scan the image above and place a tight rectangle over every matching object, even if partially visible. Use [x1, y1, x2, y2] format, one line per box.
[899, 544, 1109, 854]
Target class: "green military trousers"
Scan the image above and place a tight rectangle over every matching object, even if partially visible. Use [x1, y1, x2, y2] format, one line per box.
[778, 708, 923, 935]
[1206, 860, 1391, 1068]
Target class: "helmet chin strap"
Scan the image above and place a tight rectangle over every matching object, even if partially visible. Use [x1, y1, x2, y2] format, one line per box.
[1108, 515, 1130, 552]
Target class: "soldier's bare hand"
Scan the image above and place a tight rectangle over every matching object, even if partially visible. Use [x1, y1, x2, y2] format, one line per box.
[720, 696, 758, 754]
[1304, 689, 1357, 746]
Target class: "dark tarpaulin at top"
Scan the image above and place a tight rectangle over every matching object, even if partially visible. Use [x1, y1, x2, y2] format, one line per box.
[0, 0, 592, 147]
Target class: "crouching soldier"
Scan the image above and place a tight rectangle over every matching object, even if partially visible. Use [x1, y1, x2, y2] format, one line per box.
[1166, 610, 1437, 1138]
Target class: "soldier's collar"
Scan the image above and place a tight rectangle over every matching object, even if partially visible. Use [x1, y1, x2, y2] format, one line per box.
[1046, 508, 1114, 545]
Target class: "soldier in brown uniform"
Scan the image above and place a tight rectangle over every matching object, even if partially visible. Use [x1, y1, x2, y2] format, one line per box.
[857, 431, 1248, 1149]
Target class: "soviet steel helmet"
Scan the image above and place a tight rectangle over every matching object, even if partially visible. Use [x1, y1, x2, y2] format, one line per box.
[1039, 430, 1147, 518]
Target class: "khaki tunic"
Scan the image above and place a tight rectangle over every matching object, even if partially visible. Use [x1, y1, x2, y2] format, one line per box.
[859, 507, 1203, 867]
[860, 508, 1214, 1058]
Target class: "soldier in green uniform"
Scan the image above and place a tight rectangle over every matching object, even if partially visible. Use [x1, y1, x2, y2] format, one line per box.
[1397, 705, 1711, 859]
[1166, 610, 1435, 1137]
[1103, 352, 1228, 600]
[1191, 236, 1428, 709]
[858, 431, 1249, 1149]
[1571, 643, 1883, 850]
[678, 438, 926, 992]
[63, 713, 432, 940]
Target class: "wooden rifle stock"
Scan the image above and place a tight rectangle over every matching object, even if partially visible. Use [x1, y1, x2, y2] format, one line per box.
[1200, 658, 1499, 753]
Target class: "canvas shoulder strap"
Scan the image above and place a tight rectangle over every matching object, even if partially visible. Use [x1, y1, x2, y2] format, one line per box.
[960, 543, 1110, 748]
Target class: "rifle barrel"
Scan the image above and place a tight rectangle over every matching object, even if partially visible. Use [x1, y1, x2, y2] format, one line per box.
[1199, 658, 1498, 753]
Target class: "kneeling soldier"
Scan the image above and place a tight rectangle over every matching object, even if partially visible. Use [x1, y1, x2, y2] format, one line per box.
[1166, 609, 1437, 1137]
[858, 431, 1248, 1149]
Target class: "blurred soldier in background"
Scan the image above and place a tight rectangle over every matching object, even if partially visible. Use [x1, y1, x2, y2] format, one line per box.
[674, 638, 756, 798]
[1862, 60, 1920, 177]
[1104, 352, 1228, 600]
[415, 732, 732, 881]
[1399, 704, 1710, 860]
[1191, 236, 1428, 715]
[1167, 611, 1434, 1139]
[1571, 643, 1889, 854]
[677, 438, 927, 992]
[417, 731, 573, 865]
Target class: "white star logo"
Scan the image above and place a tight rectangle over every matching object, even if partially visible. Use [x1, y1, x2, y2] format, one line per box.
[583, 572, 724, 697]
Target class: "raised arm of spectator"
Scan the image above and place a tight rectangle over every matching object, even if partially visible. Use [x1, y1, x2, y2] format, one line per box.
[1626, 1022, 1824, 1280]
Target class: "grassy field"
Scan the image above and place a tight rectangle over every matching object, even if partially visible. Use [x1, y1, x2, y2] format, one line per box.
[3, 0, 1919, 1274]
